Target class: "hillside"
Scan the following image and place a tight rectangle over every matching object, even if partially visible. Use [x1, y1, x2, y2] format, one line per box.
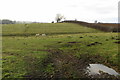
[2, 23, 101, 36]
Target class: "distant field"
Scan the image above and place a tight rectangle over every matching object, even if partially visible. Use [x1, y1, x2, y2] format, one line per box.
[2, 23, 101, 36]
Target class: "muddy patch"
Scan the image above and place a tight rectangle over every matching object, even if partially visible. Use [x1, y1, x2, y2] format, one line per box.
[51, 52, 119, 78]
[51, 51, 88, 78]
[114, 41, 120, 44]
[58, 41, 62, 43]
[80, 37, 83, 38]
[87, 42, 102, 46]
[78, 54, 106, 64]
[106, 39, 109, 41]
[116, 38, 120, 40]
[27, 44, 119, 79]
[111, 37, 115, 39]
[67, 41, 81, 44]
[24, 49, 120, 79]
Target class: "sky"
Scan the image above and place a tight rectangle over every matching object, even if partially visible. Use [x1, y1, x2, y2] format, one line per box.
[0, 0, 119, 23]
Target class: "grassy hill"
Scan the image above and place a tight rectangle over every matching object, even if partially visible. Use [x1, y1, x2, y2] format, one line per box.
[2, 23, 101, 36]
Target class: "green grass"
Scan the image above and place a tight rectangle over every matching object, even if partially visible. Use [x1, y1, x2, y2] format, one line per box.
[2, 36, 53, 78]
[2, 23, 101, 36]
[2, 23, 119, 78]
[3, 33, 119, 78]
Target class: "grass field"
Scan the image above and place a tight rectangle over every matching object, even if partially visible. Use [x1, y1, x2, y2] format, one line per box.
[2, 23, 120, 78]
[2, 23, 101, 36]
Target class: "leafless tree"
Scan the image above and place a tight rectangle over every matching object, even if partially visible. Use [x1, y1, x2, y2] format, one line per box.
[55, 14, 64, 23]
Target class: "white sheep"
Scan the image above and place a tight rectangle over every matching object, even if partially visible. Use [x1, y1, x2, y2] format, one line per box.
[35, 33, 40, 37]
[41, 34, 46, 36]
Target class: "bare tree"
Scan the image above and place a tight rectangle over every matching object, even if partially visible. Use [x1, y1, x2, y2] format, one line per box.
[94, 20, 97, 23]
[55, 14, 64, 23]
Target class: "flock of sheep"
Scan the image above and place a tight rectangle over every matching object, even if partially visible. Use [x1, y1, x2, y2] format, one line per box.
[35, 33, 46, 37]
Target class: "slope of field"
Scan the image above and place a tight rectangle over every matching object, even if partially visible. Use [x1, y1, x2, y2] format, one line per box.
[2, 23, 101, 36]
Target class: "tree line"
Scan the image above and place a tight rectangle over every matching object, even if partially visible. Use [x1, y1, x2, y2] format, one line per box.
[0, 19, 16, 24]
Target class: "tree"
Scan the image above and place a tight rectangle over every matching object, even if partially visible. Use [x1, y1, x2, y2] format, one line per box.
[1, 19, 16, 24]
[94, 20, 97, 23]
[55, 14, 64, 23]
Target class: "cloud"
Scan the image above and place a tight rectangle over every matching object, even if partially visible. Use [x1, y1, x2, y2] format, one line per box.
[67, 5, 78, 8]
[0, 0, 118, 23]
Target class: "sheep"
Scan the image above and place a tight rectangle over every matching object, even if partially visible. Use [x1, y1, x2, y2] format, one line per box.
[35, 33, 46, 37]
[41, 34, 46, 36]
[35, 33, 40, 37]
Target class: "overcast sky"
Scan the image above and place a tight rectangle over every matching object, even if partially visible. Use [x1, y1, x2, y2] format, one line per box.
[0, 0, 119, 23]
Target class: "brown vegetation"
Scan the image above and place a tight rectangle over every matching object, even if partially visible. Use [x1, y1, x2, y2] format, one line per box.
[62, 20, 120, 32]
